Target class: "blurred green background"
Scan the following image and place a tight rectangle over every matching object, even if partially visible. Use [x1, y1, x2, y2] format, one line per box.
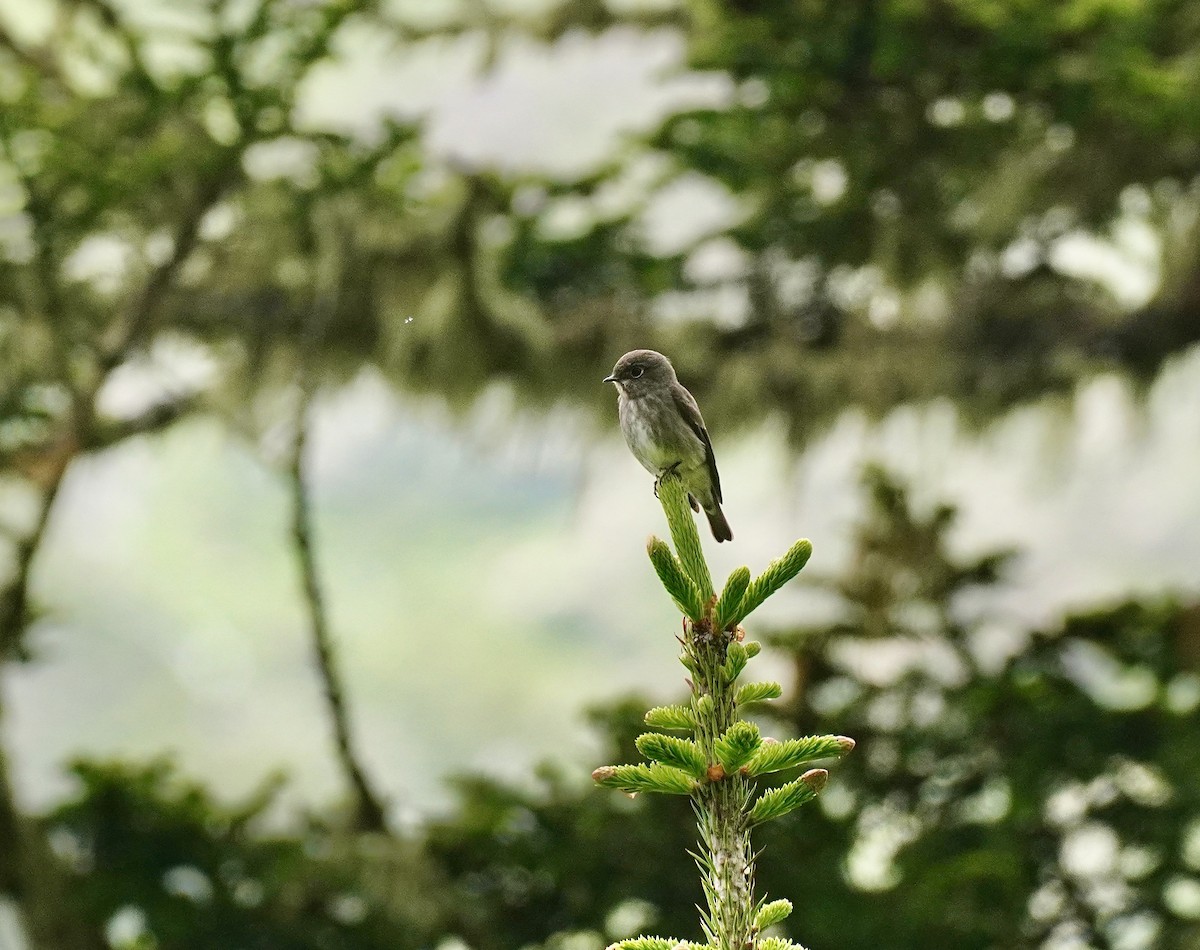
[2, 0, 1200, 947]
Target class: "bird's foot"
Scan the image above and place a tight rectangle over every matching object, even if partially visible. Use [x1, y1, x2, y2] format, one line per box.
[654, 461, 682, 497]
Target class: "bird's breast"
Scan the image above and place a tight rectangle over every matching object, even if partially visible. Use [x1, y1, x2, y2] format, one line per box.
[618, 393, 704, 474]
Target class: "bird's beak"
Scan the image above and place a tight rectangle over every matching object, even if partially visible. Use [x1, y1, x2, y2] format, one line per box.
[602, 374, 616, 384]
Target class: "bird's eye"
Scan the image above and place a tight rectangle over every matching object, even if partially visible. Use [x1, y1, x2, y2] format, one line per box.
[630, 365, 644, 378]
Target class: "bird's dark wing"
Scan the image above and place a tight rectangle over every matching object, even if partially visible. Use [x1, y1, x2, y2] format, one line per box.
[672, 383, 722, 504]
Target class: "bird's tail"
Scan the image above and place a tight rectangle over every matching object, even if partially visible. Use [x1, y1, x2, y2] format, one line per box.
[704, 504, 733, 543]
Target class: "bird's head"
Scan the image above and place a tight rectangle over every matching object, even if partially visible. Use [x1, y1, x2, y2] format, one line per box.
[603, 349, 677, 396]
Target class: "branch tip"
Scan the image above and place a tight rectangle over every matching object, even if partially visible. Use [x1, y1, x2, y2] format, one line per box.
[800, 768, 829, 793]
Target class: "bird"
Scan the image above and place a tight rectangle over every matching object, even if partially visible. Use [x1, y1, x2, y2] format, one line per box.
[603, 349, 733, 542]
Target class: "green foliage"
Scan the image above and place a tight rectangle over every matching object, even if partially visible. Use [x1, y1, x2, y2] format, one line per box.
[713, 721, 763, 774]
[3, 0, 1197, 503]
[594, 463, 849, 950]
[42, 759, 440, 949]
[734, 681, 783, 707]
[657, 477, 714, 600]
[754, 898, 793, 930]
[733, 541, 814, 626]
[610, 939, 706, 950]
[592, 763, 698, 796]
[42, 469, 1158, 950]
[645, 704, 696, 731]
[748, 771, 827, 825]
[488, 0, 1200, 438]
[722, 641, 749, 683]
[679, 651, 698, 675]
[419, 469, 1200, 950]
[745, 737, 852, 778]
[648, 537, 704, 621]
[758, 939, 807, 950]
[424, 699, 706, 950]
[714, 566, 751, 631]
[636, 734, 709, 780]
[744, 468, 1200, 948]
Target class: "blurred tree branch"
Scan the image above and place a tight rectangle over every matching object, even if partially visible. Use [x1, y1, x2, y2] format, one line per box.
[98, 162, 243, 376]
[287, 383, 390, 833]
[0, 471, 66, 663]
[284, 212, 389, 833]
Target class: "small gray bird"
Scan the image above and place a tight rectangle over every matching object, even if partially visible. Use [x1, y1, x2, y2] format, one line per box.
[604, 349, 733, 542]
